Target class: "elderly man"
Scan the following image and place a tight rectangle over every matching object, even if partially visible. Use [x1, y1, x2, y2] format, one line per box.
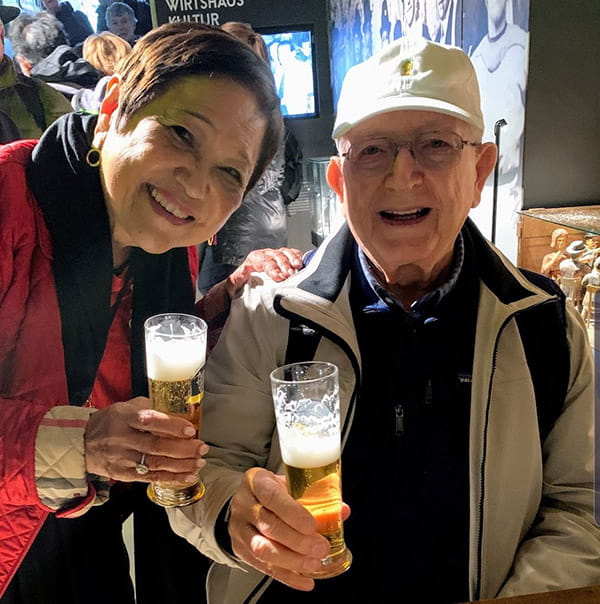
[9, 11, 100, 100]
[105, 2, 138, 46]
[169, 37, 599, 603]
[0, 4, 71, 141]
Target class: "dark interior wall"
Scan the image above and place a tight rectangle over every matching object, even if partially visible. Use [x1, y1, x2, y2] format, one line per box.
[522, 0, 600, 209]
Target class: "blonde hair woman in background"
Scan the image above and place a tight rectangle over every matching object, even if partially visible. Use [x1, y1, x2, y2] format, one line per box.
[83, 30, 131, 75]
[72, 31, 132, 112]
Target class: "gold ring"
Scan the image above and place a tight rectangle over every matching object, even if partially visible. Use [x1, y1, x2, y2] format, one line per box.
[135, 453, 149, 476]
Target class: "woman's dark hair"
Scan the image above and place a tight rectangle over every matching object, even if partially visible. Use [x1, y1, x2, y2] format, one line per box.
[116, 22, 283, 191]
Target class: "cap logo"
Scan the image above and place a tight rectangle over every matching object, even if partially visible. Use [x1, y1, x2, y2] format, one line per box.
[400, 58, 414, 76]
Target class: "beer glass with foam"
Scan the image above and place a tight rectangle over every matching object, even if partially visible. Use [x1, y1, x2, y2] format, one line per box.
[270, 361, 352, 578]
[144, 313, 207, 507]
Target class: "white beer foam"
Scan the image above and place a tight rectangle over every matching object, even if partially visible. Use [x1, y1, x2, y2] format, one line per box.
[146, 337, 205, 381]
[279, 429, 340, 468]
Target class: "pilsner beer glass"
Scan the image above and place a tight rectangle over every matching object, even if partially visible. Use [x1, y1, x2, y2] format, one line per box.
[144, 313, 207, 507]
[270, 361, 352, 578]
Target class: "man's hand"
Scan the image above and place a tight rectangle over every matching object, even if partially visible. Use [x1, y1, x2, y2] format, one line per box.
[227, 467, 332, 591]
[84, 397, 208, 483]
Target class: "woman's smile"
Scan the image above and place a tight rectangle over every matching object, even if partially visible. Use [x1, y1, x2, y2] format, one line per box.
[148, 185, 195, 223]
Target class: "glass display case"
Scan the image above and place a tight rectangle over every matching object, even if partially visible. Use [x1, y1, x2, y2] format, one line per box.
[518, 206, 600, 235]
[518, 205, 600, 343]
[306, 157, 343, 246]
[517, 205, 600, 276]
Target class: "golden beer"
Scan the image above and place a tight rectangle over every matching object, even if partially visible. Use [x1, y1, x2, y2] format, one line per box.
[148, 375, 205, 507]
[284, 458, 352, 577]
[146, 374, 206, 506]
[148, 376, 203, 430]
[270, 361, 352, 578]
[144, 313, 207, 508]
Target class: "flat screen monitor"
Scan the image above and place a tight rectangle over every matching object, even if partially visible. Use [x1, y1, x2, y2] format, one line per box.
[256, 25, 319, 120]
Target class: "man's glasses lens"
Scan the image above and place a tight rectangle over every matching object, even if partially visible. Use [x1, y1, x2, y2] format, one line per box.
[343, 132, 475, 171]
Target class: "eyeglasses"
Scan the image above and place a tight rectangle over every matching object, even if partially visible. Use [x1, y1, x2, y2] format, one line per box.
[341, 131, 481, 172]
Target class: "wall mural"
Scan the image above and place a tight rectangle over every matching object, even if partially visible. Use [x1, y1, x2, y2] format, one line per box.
[328, 0, 530, 263]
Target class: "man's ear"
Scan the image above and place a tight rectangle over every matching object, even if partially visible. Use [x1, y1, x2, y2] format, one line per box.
[471, 142, 498, 209]
[92, 75, 120, 148]
[326, 155, 344, 199]
[16, 55, 33, 77]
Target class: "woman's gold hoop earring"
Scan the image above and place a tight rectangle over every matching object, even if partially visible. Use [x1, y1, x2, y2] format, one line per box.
[85, 146, 101, 168]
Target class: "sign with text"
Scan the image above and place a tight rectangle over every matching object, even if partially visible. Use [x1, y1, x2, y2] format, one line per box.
[150, 0, 250, 27]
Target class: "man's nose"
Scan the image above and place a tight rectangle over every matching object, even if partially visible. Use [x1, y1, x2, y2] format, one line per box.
[385, 144, 423, 190]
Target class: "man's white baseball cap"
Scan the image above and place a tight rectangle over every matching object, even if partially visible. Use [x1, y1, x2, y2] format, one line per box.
[332, 36, 484, 139]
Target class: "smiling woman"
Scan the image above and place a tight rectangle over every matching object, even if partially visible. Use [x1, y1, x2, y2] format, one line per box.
[0, 21, 303, 604]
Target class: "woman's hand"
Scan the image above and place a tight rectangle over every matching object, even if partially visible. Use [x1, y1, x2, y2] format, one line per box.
[227, 467, 331, 591]
[225, 247, 304, 299]
[84, 397, 207, 483]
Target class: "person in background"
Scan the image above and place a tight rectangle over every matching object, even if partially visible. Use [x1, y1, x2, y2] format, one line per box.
[40, 0, 94, 48]
[379, 0, 391, 46]
[0, 22, 302, 604]
[168, 36, 599, 603]
[469, 0, 528, 262]
[559, 240, 591, 313]
[581, 232, 600, 268]
[71, 30, 131, 112]
[82, 29, 131, 75]
[540, 227, 569, 282]
[0, 3, 72, 141]
[96, 0, 151, 37]
[581, 256, 600, 325]
[9, 11, 101, 101]
[197, 21, 301, 295]
[105, 1, 138, 45]
[469, 0, 527, 187]
[425, 0, 458, 45]
[402, 0, 427, 38]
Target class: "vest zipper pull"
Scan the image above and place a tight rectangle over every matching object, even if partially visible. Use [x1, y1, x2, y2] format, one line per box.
[394, 403, 405, 436]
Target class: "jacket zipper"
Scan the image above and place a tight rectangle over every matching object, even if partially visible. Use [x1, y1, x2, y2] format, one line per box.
[394, 403, 405, 436]
[475, 308, 510, 599]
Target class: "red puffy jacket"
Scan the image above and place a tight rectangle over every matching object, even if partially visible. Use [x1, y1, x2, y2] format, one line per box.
[0, 140, 101, 595]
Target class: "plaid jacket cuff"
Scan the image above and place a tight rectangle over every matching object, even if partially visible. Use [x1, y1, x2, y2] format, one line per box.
[35, 406, 110, 516]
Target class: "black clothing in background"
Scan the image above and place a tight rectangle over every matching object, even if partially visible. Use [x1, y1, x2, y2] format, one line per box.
[29, 44, 101, 99]
[54, 1, 94, 47]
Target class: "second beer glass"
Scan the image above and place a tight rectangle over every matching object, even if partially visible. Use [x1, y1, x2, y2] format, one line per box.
[144, 313, 207, 507]
[270, 361, 352, 578]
